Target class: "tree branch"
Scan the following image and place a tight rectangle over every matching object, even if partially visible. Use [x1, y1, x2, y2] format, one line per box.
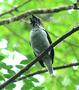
[0, 26, 79, 89]
[15, 62, 79, 82]
[0, 0, 32, 17]
[0, 4, 78, 25]
[49, 31, 79, 48]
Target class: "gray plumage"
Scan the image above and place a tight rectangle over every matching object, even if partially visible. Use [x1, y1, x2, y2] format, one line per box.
[30, 15, 54, 75]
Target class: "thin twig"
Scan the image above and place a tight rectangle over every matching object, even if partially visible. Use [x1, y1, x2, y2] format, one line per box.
[0, 4, 78, 25]
[49, 31, 79, 48]
[0, 0, 32, 17]
[0, 26, 78, 89]
[15, 62, 79, 82]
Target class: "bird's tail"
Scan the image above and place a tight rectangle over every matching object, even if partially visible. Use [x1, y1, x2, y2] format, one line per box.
[44, 57, 53, 75]
[47, 65, 53, 75]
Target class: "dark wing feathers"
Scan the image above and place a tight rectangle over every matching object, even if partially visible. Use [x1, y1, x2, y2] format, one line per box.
[33, 51, 45, 67]
[44, 30, 54, 64]
[38, 60, 45, 67]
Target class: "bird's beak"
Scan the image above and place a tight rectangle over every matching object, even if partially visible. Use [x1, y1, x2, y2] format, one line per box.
[32, 15, 37, 19]
[30, 15, 37, 23]
[30, 15, 41, 27]
[30, 15, 37, 26]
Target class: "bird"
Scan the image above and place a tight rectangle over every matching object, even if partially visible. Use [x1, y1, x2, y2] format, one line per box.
[30, 15, 54, 75]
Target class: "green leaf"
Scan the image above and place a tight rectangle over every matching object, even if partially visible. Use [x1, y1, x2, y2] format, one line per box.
[5, 83, 16, 90]
[4, 74, 11, 78]
[0, 72, 5, 81]
[20, 60, 29, 65]
[7, 70, 16, 76]
[22, 79, 34, 89]
[0, 55, 5, 61]
[0, 62, 7, 68]
[30, 77, 39, 83]
[16, 65, 24, 69]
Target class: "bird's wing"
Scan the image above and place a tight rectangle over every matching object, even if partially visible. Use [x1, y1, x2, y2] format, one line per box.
[33, 51, 45, 67]
[30, 41, 45, 67]
[45, 30, 54, 64]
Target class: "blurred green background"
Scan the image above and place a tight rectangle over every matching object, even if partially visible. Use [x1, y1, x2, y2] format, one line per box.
[0, 0, 79, 90]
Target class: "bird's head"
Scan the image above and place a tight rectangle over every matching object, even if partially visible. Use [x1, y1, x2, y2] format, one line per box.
[30, 15, 42, 28]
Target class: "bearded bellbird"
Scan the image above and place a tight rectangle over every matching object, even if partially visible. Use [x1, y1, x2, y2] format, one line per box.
[30, 15, 54, 75]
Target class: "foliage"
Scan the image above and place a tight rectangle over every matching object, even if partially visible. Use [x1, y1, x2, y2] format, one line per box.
[0, 0, 79, 90]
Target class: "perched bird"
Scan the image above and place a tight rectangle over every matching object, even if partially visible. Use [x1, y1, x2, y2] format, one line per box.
[30, 15, 54, 75]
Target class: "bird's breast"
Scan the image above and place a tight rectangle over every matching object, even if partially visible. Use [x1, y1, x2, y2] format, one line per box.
[30, 29, 50, 54]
